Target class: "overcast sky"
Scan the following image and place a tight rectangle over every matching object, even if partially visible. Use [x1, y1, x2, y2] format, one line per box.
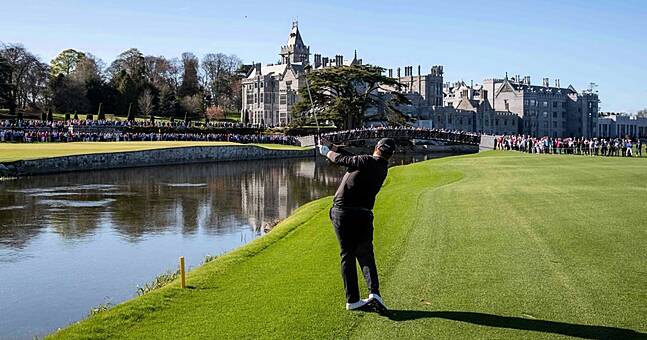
[2, 0, 646, 113]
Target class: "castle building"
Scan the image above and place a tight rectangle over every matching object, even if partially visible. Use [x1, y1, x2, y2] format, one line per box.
[441, 81, 519, 135]
[240, 22, 361, 126]
[482, 76, 599, 138]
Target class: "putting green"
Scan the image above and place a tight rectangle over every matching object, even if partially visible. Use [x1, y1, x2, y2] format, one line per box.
[47, 151, 647, 339]
[0, 142, 308, 163]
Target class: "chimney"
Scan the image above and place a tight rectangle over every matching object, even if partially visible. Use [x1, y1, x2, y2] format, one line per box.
[314, 54, 321, 68]
[470, 80, 474, 100]
[397, 67, 401, 78]
[555, 79, 560, 88]
[335, 55, 343, 67]
[322, 57, 329, 67]
[543, 78, 549, 87]
[255, 63, 261, 75]
[418, 65, 421, 76]
[524, 76, 530, 85]
[388, 69, 393, 78]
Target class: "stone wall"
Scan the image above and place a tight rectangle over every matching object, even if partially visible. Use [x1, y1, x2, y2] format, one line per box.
[1, 146, 315, 177]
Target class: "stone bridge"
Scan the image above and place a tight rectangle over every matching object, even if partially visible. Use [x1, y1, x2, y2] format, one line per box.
[296, 128, 483, 147]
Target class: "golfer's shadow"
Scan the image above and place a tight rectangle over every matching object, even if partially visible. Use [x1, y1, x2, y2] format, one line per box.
[385, 310, 647, 339]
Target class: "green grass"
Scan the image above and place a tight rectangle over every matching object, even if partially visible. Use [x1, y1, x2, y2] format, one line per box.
[47, 151, 647, 339]
[0, 142, 308, 163]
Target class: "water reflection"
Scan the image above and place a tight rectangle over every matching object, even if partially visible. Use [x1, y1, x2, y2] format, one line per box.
[0, 153, 441, 339]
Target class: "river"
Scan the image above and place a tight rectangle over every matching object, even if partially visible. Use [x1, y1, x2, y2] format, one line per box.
[0, 154, 437, 339]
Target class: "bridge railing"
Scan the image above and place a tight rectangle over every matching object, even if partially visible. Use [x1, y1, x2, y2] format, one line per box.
[320, 128, 481, 145]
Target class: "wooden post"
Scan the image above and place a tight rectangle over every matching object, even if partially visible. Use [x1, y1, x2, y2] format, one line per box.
[179, 256, 186, 289]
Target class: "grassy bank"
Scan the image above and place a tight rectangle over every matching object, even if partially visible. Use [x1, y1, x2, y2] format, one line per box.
[0, 142, 308, 163]
[48, 151, 647, 339]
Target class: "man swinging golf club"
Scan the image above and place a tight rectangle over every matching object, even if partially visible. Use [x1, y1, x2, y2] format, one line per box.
[318, 138, 395, 313]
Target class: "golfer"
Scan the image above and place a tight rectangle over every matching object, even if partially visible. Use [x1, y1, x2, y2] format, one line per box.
[318, 138, 395, 312]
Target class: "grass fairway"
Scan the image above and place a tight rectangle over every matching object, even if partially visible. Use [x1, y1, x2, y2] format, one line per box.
[0, 142, 307, 163]
[48, 151, 647, 339]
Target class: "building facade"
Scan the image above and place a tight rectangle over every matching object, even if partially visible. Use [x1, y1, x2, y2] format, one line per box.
[597, 115, 647, 138]
[482, 76, 599, 138]
[241, 22, 361, 126]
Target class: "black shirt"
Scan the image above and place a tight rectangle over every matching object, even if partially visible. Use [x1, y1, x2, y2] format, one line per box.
[329, 151, 389, 210]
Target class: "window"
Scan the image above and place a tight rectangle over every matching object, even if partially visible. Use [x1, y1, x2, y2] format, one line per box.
[504, 119, 508, 126]
[280, 94, 287, 105]
[562, 102, 567, 108]
[530, 99, 536, 106]
[544, 122, 548, 128]
[552, 102, 557, 108]
[553, 121, 557, 128]
[543, 111, 548, 117]
[543, 101, 548, 107]
[553, 111, 557, 118]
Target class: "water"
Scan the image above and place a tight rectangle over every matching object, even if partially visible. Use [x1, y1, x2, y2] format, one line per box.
[0, 154, 439, 339]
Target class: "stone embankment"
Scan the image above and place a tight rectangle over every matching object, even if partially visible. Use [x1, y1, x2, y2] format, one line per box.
[0, 146, 314, 177]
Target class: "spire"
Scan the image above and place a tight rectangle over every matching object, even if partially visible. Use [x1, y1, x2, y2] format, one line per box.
[354, 50, 357, 59]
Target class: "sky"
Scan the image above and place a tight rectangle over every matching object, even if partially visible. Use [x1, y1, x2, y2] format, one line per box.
[1, 0, 646, 113]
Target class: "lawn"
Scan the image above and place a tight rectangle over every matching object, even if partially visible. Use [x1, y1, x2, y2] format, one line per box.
[47, 151, 647, 339]
[0, 142, 308, 163]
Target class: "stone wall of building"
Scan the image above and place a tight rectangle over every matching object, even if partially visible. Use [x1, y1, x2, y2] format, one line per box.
[1, 146, 314, 177]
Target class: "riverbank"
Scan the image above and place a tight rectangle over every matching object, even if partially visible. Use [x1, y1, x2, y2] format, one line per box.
[47, 151, 647, 339]
[0, 142, 312, 176]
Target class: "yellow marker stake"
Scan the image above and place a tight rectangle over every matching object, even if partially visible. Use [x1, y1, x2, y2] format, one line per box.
[179, 256, 186, 289]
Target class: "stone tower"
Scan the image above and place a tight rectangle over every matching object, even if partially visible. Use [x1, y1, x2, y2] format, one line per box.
[280, 21, 310, 65]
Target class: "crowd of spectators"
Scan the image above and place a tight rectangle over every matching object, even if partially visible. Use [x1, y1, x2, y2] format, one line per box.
[0, 119, 262, 130]
[496, 135, 644, 157]
[0, 118, 301, 145]
[0, 129, 299, 145]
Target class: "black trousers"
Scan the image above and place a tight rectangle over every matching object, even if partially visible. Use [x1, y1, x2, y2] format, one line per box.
[330, 206, 380, 303]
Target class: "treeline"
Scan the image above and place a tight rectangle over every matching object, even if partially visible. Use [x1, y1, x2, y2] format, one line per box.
[0, 43, 250, 122]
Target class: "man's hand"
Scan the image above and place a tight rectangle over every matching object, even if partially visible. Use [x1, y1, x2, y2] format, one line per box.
[318, 144, 330, 157]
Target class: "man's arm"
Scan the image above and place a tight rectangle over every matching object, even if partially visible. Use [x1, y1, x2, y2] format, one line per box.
[326, 150, 367, 169]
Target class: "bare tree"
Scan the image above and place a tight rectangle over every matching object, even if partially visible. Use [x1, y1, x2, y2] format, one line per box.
[138, 89, 154, 120]
[0, 43, 44, 119]
[201, 53, 241, 109]
[180, 94, 203, 120]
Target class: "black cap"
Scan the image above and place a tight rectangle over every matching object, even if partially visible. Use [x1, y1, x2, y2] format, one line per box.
[376, 138, 396, 155]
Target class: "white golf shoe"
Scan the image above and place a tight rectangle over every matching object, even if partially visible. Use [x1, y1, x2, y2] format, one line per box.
[345, 299, 369, 311]
[368, 293, 388, 313]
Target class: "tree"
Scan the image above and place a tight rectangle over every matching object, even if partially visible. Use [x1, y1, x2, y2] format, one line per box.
[0, 56, 11, 109]
[178, 52, 200, 97]
[108, 48, 145, 80]
[50, 49, 85, 77]
[113, 70, 139, 116]
[205, 106, 225, 120]
[201, 53, 241, 109]
[180, 94, 204, 122]
[0, 43, 44, 120]
[138, 89, 154, 121]
[292, 65, 411, 129]
[158, 84, 179, 118]
[51, 73, 89, 114]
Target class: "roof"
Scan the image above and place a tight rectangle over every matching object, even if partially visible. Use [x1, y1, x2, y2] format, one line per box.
[246, 64, 288, 79]
[287, 22, 305, 48]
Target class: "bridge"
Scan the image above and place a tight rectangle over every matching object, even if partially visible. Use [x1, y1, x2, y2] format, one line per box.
[297, 128, 484, 147]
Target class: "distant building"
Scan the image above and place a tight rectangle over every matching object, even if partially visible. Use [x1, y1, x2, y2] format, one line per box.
[597, 114, 647, 138]
[482, 76, 599, 138]
[241, 22, 362, 126]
